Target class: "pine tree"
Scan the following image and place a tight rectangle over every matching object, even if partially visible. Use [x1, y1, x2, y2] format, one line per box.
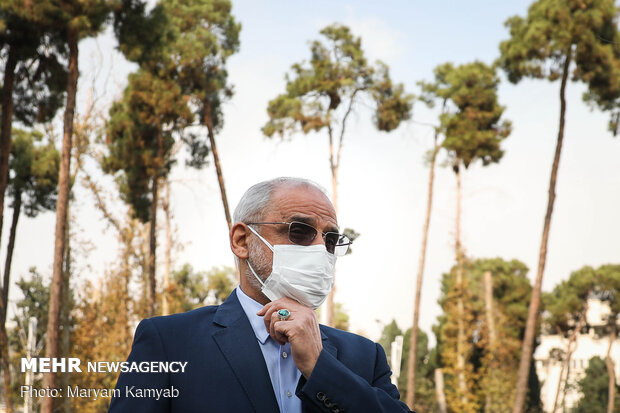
[572, 357, 620, 413]
[263, 23, 412, 325]
[163, 0, 240, 230]
[428, 61, 511, 412]
[435, 258, 540, 413]
[166, 264, 235, 314]
[3, 129, 59, 322]
[23, 2, 120, 409]
[497, 3, 620, 410]
[104, 69, 193, 316]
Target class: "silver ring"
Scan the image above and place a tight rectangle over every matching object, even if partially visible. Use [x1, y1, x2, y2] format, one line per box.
[277, 309, 291, 321]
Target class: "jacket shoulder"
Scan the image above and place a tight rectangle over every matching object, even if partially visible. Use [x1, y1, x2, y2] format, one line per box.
[141, 305, 219, 339]
[319, 324, 379, 355]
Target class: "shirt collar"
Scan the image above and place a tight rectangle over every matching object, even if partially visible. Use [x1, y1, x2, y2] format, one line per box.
[235, 286, 270, 344]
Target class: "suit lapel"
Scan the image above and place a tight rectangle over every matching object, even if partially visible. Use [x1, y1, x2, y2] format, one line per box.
[320, 327, 338, 359]
[212, 292, 280, 413]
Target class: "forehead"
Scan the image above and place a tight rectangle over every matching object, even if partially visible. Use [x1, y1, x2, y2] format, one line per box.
[267, 184, 338, 230]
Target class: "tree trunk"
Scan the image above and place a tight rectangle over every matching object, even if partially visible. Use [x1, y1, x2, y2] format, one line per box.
[139, 223, 150, 317]
[204, 103, 232, 232]
[326, 162, 338, 327]
[606, 322, 616, 413]
[121, 219, 134, 346]
[42, 27, 79, 413]
[512, 46, 573, 413]
[483, 271, 497, 349]
[2, 192, 21, 324]
[406, 137, 440, 409]
[147, 175, 159, 317]
[0, 46, 17, 255]
[324, 123, 338, 327]
[162, 179, 172, 316]
[0, 193, 16, 413]
[60, 206, 72, 413]
[435, 368, 448, 413]
[484, 270, 496, 413]
[454, 163, 468, 406]
[0, 317, 12, 413]
[0, 194, 19, 412]
[551, 311, 585, 413]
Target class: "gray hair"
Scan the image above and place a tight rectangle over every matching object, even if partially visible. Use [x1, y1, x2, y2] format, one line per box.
[233, 177, 328, 224]
[232, 177, 328, 269]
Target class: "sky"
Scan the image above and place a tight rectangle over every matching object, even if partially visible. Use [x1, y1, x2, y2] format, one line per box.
[2, 0, 619, 343]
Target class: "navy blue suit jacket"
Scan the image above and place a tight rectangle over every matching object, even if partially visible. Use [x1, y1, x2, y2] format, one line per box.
[108, 290, 413, 413]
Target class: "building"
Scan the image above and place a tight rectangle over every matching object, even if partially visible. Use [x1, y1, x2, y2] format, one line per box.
[535, 298, 620, 412]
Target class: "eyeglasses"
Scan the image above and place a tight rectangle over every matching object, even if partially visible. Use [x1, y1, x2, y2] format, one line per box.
[245, 221, 351, 256]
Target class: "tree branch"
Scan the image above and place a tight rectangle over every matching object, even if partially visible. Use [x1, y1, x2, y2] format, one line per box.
[336, 89, 359, 169]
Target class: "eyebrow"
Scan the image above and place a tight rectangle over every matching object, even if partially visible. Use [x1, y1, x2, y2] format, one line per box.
[288, 215, 339, 233]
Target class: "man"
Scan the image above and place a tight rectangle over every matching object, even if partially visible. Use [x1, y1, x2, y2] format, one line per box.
[108, 177, 413, 413]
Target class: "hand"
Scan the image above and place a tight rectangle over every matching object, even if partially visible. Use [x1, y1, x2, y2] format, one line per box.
[257, 297, 323, 378]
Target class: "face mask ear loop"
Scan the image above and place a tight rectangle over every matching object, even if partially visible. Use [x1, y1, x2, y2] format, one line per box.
[246, 225, 275, 288]
[247, 225, 275, 252]
[247, 261, 267, 288]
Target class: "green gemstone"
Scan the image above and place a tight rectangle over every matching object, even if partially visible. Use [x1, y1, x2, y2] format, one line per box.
[278, 309, 290, 317]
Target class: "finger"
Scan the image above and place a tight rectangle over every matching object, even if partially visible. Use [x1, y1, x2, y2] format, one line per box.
[262, 305, 279, 332]
[270, 311, 294, 344]
[273, 321, 290, 345]
[257, 301, 274, 316]
[269, 310, 281, 339]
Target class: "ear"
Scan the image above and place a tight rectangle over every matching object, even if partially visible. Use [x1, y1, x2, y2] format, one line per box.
[230, 222, 250, 261]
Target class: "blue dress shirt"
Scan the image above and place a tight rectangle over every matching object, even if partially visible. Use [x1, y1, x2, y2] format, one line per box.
[236, 286, 302, 413]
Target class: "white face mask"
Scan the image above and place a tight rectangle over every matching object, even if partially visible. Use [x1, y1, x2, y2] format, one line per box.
[246, 226, 336, 309]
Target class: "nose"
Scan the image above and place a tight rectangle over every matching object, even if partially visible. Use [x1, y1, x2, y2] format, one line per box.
[311, 231, 326, 247]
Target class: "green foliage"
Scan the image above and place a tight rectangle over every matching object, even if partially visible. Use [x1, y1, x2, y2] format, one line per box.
[378, 320, 437, 412]
[262, 23, 412, 138]
[205, 266, 237, 305]
[595, 264, 620, 318]
[8, 269, 50, 407]
[9, 269, 49, 348]
[378, 319, 401, 360]
[114, 0, 240, 170]
[436, 258, 480, 412]
[333, 302, 350, 331]
[113, 0, 173, 67]
[572, 356, 620, 413]
[498, 0, 620, 135]
[372, 62, 414, 131]
[164, 0, 240, 131]
[542, 265, 597, 335]
[8, 128, 59, 216]
[342, 227, 359, 256]
[103, 69, 192, 221]
[107, 0, 240, 218]
[70, 269, 134, 412]
[434, 257, 540, 412]
[0, 3, 68, 125]
[167, 264, 235, 313]
[421, 61, 511, 169]
[20, 0, 116, 39]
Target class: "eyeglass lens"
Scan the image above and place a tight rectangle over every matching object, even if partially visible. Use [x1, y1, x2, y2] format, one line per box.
[288, 222, 349, 256]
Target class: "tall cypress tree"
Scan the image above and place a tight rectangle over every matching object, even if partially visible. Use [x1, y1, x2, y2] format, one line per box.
[164, 0, 240, 231]
[263, 24, 412, 325]
[429, 61, 511, 413]
[497, 2, 620, 410]
[22, 2, 120, 411]
[104, 68, 193, 317]
[0, 6, 65, 410]
[3, 129, 59, 322]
